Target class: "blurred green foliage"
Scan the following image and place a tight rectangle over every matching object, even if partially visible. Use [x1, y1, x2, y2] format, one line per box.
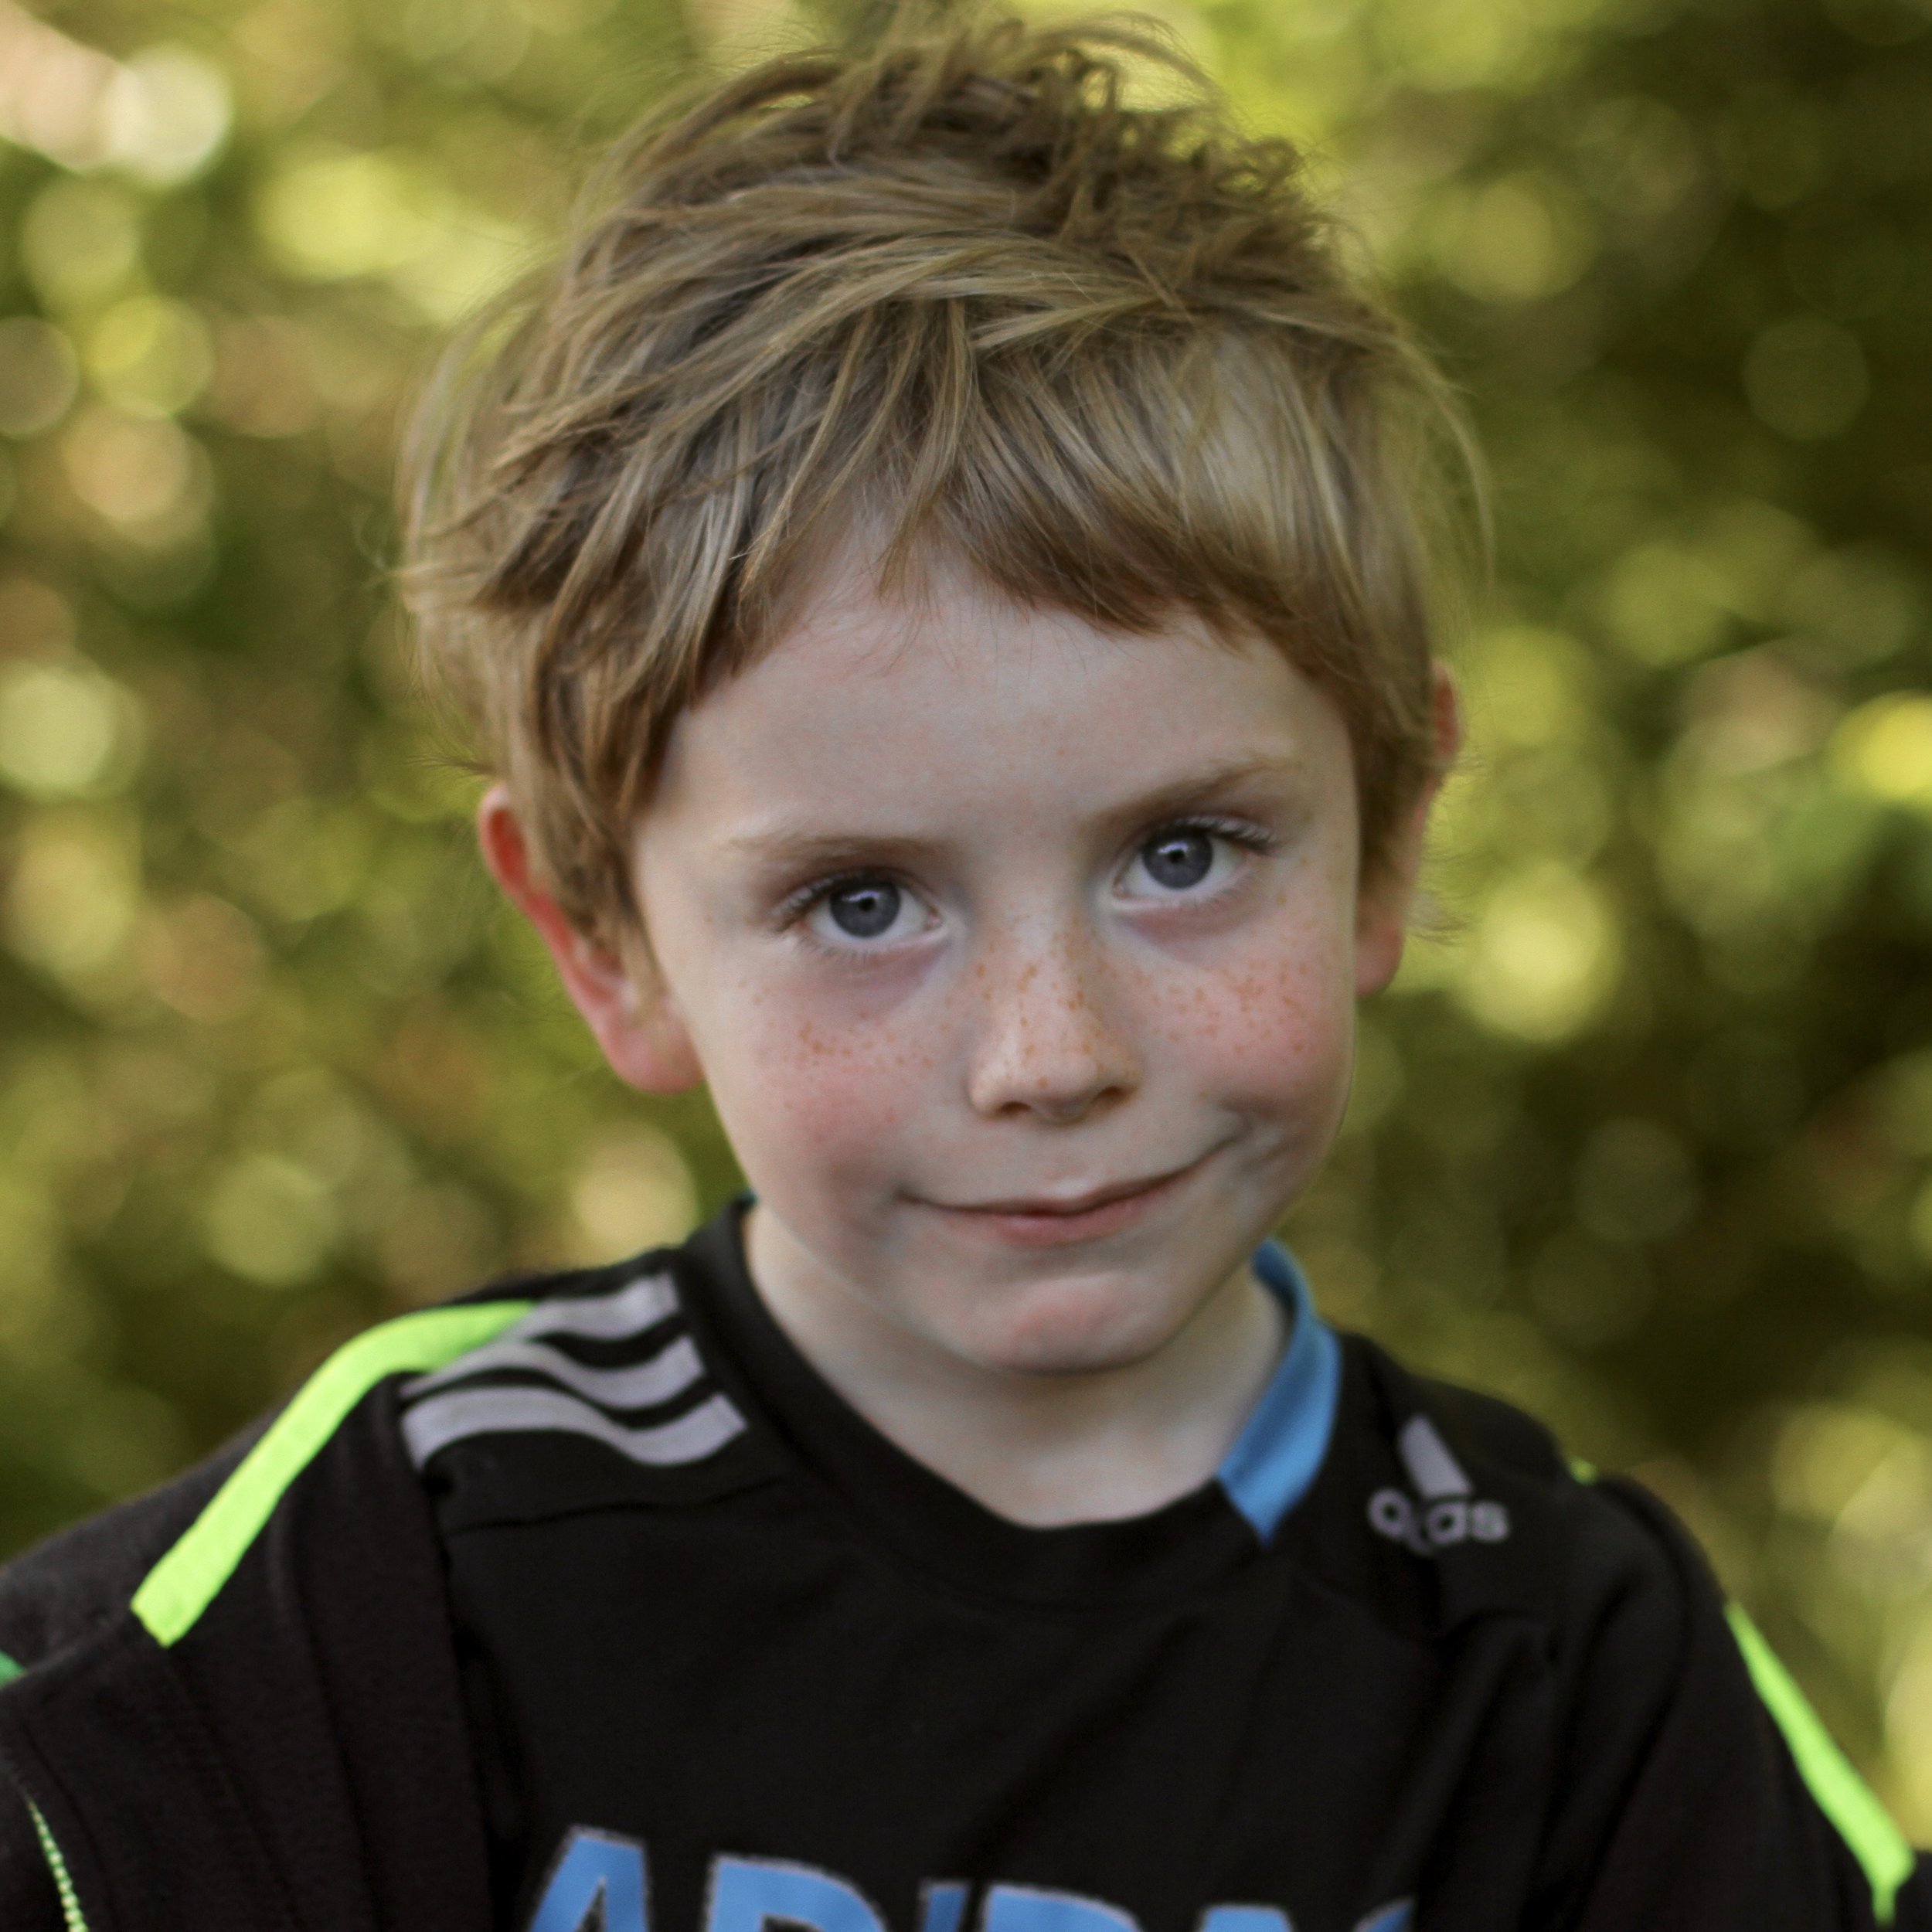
[0, 0, 1927, 1836]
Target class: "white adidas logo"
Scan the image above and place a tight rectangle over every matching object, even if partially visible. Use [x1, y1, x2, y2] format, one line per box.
[1367, 1416, 1510, 1555]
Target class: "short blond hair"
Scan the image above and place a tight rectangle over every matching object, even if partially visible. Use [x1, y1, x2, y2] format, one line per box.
[400, 4, 1471, 960]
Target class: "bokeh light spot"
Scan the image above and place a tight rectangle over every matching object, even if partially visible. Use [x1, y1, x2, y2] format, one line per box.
[1830, 694, 1932, 811]
[0, 661, 138, 800]
[1744, 317, 1871, 442]
[136, 894, 267, 1023]
[19, 178, 141, 312]
[201, 1152, 338, 1287]
[567, 1127, 698, 1264]
[2, 811, 141, 983]
[1458, 864, 1621, 1041]
[107, 46, 231, 186]
[0, 318, 80, 439]
[1597, 539, 1736, 665]
[86, 296, 216, 420]
[61, 407, 212, 540]
[1435, 172, 1597, 304]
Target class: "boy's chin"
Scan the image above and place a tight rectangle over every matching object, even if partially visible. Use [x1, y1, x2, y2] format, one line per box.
[935, 1281, 1202, 1381]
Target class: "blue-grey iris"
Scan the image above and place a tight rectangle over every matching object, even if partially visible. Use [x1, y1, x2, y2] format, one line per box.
[828, 880, 900, 937]
[1145, 830, 1213, 890]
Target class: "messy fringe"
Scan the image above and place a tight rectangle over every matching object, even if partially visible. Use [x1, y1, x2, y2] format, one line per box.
[398, 2, 1482, 958]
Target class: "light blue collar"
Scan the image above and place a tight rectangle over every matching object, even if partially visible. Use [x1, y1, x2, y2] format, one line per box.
[1215, 1239, 1342, 1543]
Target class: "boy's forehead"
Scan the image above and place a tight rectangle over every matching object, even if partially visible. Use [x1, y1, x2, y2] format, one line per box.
[774, 527, 1150, 669]
[748, 524, 1277, 713]
[643, 547, 1352, 852]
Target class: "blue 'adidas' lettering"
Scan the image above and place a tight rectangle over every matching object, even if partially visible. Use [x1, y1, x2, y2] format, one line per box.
[523, 1830, 1412, 1932]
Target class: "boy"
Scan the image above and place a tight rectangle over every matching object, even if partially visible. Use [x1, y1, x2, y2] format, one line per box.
[1, 8, 1925, 1930]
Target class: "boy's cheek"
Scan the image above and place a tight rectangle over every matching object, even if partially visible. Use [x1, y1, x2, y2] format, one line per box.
[1170, 957, 1359, 1168]
[700, 1008, 931, 1179]
[1141, 943, 1354, 1076]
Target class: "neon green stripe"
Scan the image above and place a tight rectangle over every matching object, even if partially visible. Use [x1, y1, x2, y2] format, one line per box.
[0, 1649, 22, 1686]
[26, 1794, 88, 1932]
[1568, 1455, 1598, 1481]
[1727, 1604, 1915, 1926]
[131, 1300, 532, 1648]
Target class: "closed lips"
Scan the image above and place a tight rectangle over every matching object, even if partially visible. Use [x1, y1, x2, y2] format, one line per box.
[946, 1162, 1199, 1216]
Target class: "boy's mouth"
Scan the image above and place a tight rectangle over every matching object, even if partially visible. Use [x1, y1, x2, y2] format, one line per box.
[952, 1166, 1192, 1216]
[925, 1151, 1214, 1244]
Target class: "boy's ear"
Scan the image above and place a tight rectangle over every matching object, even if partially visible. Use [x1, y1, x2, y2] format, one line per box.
[1355, 665, 1461, 999]
[474, 782, 704, 1094]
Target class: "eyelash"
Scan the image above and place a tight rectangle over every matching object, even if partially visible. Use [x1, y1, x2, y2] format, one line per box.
[773, 815, 1278, 951]
[1138, 814, 1280, 872]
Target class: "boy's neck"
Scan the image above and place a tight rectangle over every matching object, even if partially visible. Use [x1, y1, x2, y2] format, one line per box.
[740, 1204, 1289, 1529]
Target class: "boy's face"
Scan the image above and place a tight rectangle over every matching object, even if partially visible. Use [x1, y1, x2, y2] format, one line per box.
[492, 539, 1429, 1383]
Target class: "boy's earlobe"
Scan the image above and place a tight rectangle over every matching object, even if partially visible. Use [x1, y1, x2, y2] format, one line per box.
[1355, 665, 1462, 999]
[1353, 849, 1416, 999]
[474, 783, 704, 1095]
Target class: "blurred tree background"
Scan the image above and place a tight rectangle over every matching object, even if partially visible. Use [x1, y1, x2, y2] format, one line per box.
[0, 0, 1928, 1833]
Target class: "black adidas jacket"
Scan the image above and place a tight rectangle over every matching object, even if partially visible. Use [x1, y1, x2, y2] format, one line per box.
[1, 1247, 1927, 1932]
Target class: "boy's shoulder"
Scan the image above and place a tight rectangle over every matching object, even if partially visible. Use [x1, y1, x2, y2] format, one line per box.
[0, 1257, 574, 1676]
[0, 1420, 264, 1679]
[0, 1271, 547, 1932]
[1292, 1325, 1706, 1665]
[394, 1235, 777, 1536]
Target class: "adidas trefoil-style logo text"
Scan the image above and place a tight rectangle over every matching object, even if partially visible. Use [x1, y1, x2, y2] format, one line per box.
[1368, 1417, 1510, 1555]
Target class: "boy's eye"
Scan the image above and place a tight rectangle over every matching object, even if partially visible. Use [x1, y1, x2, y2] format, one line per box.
[801, 876, 925, 946]
[1142, 829, 1215, 891]
[826, 880, 901, 937]
[1120, 821, 1257, 901]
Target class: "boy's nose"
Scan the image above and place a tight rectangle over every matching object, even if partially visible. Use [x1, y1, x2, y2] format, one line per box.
[963, 926, 1139, 1124]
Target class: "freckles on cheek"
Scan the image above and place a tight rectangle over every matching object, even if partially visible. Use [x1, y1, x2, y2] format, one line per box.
[723, 1002, 939, 1174]
[1149, 948, 1354, 1114]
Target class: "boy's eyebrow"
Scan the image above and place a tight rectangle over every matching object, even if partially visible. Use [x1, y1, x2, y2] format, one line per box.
[717, 755, 1308, 872]
[1091, 753, 1310, 826]
[719, 827, 950, 874]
